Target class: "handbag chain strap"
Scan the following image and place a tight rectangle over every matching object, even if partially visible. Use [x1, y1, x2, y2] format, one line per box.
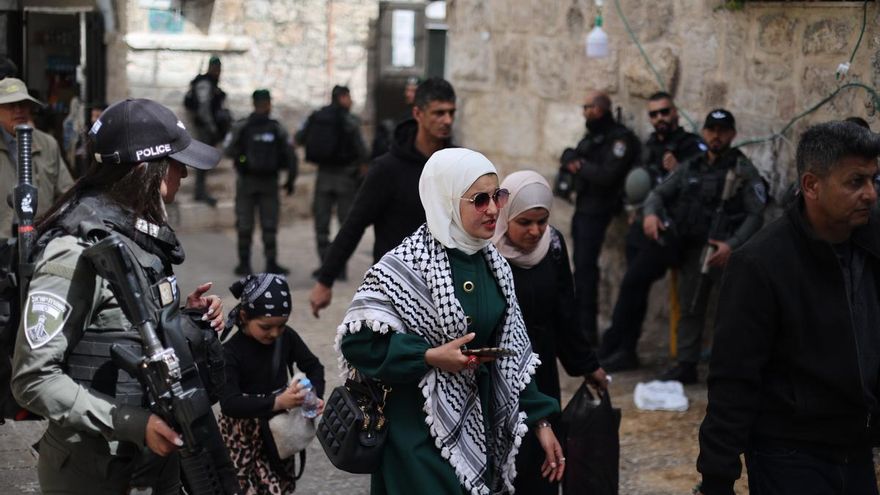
[348, 369, 391, 432]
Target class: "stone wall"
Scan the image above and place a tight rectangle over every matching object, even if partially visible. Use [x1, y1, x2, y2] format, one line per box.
[447, 0, 879, 189]
[445, 0, 880, 347]
[108, 0, 391, 228]
[120, 0, 381, 130]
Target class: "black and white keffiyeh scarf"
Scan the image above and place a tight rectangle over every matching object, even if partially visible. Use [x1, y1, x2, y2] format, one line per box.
[335, 224, 539, 495]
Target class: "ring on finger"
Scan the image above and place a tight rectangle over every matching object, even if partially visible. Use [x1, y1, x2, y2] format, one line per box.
[466, 355, 479, 370]
[559, 457, 566, 463]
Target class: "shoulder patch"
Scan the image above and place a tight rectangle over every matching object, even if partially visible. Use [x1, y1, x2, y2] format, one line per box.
[24, 291, 72, 349]
[613, 140, 627, 158]
[753, 182, 768, 205]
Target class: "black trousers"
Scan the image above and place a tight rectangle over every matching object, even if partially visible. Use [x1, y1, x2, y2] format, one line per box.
[235, 174, 280, 264]
[745, 444, 878, 495]
[599, 222, 670, 357]
[572, 211, 614, 345]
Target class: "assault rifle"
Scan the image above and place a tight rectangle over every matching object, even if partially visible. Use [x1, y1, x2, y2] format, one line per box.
[690, 168, 738, 314]
[84, 235, 240, 495]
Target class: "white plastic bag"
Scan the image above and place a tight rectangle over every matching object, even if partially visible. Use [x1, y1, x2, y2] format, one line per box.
[633, 380, 689, 412]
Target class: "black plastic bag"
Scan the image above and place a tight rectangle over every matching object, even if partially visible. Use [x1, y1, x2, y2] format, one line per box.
[561, 383, 621, 495]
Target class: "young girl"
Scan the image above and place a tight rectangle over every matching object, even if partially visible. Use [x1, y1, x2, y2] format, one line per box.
[219, 273, 325, 494]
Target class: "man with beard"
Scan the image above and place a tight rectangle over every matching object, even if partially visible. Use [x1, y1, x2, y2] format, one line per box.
[308, 77, 456, 317]
[642, 109, 766, 383]
[697, 121, 880, 495]
[599, 92, 704, 371]
[560, 90, 640, 345]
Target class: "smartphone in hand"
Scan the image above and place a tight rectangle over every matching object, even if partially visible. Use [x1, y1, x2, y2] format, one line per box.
[461, 347, 516, 358]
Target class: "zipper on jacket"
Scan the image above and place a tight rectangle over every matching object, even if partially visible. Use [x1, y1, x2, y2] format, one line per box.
[834, 244, 872, 432]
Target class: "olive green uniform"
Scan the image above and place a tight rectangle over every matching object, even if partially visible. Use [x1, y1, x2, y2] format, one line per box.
[11, 229, 180, 494]
[341, 248, 559, 495]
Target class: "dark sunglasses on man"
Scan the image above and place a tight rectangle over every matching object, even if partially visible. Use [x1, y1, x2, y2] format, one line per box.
[648, 107, 672, 119]
[461, 188, 510, 212]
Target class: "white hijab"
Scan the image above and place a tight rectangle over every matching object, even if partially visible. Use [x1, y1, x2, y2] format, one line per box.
[419, 148, 498, 255]
[492, 170, 554, 268]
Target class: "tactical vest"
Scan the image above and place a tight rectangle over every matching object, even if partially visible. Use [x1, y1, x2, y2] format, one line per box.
[45, 202, 166, 406]
[42, 198, 223, 407]
[672, 156, 747, 244]
[236, 117, 284, 175]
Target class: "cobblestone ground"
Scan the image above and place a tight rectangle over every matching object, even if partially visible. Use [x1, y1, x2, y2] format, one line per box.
[0, 216, 779, 494]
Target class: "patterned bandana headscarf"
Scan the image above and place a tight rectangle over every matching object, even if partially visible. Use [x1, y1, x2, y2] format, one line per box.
[419, 148, 497, 255]
[491, 170, 554, 269]
[225, 273, 292, 329]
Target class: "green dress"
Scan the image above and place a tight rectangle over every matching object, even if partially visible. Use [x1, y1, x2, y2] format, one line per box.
[340, 248, 559, 495]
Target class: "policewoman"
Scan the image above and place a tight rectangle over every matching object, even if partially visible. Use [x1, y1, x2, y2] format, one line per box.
[11, 99, 227, 494]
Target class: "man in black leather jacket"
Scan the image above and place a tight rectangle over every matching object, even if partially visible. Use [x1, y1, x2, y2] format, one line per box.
[697, 121, 880, 495]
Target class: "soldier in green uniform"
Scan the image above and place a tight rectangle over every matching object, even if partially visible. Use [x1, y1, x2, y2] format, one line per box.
[224, 89, 298, 276]
[10, 99, 227, 494]
[296, 85, 368, 279]
[642, 109, 767, 384]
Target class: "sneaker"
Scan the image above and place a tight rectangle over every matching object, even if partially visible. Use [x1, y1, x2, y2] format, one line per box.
[266, 262, 290, 275]
[600, 350, 639, 373]
[234, 263, 252, 276]
[657, 362, 698, 385]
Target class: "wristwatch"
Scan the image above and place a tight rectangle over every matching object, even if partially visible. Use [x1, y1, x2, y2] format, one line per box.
[535, 419, 551, 429]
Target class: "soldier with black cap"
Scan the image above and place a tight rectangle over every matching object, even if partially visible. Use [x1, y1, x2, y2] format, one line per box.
[599, 93, 704, 371]
[0, 77, 74, 237]
[10, 99, 229, 493]
[641, 108, 767, 383]
[224, 89, 297, 276]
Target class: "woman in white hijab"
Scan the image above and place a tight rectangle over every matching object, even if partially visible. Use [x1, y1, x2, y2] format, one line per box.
[338, 149, 565, 495]
[492, 170, 608, 494]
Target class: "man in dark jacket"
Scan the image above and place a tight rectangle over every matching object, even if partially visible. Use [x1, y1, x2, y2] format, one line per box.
[599, 92, 704, 371]
[697, 121, 880, 495]
[643, 109, 766, 383]
[561, 90, 640, 345]
[308, 77, 456, 317]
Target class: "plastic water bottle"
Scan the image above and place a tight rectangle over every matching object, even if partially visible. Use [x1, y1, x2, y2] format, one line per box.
[300, 378, 319, 418]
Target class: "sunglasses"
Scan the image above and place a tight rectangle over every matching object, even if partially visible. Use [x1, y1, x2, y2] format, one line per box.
[582, 103, 595, 111]
[461, 188, 510, 212]
[648, 107, 672, 118]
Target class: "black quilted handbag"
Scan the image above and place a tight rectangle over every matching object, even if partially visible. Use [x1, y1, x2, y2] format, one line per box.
[317, 371, 390, 474]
